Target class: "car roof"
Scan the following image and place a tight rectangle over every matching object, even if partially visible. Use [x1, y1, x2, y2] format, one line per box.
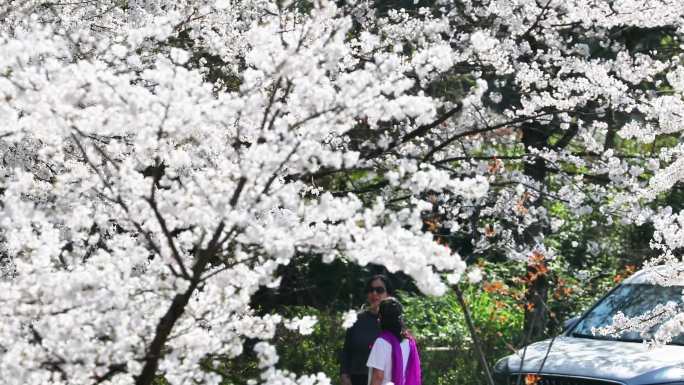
[623, 264, 684, 285]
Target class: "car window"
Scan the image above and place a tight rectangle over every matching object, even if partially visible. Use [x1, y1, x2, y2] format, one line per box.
[571, 283, 684, 344]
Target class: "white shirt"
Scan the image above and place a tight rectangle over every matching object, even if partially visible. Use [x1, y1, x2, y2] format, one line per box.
[366, 337, 410, 385]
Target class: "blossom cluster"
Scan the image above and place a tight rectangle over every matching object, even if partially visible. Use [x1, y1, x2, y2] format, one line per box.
[3, 0, 684, 383]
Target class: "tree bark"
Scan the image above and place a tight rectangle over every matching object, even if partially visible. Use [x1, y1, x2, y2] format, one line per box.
[135, 222, 225, 385]
[521, 123, 550, 342]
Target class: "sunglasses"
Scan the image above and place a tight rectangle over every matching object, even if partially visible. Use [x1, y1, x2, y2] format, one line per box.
[367, 286, 386, 294]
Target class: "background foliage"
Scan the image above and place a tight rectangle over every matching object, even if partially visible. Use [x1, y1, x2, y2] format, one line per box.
[254, 256, 632, 385]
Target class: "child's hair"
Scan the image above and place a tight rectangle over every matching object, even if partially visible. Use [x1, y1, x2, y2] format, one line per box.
[378, 297, 407, 340]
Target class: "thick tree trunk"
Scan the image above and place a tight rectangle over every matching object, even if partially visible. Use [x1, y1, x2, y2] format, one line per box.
[134, 281, 201, 385]
[523, 265, 549, 341]
[135, 222, 225, 385]
[521, 124, 550, 342]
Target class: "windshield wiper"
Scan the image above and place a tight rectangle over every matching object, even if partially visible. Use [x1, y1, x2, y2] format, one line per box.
[571, 332, 602, 340]
[571, 332, 643, 343]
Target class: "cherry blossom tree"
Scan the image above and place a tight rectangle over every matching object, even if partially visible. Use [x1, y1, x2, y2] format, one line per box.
[354, 0, 684, 341]
[2, 0, 684, 384]
[0, 1, 474, 384]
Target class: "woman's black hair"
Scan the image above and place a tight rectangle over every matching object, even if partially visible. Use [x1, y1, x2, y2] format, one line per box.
[378, 297, 406, 341]
[365, 274, 394, 295]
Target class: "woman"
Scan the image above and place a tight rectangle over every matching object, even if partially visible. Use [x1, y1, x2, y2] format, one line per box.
[366, 298, 421, 385]
[340, 275, 391, 385]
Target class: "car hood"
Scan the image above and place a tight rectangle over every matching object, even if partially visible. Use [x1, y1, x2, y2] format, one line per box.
[505, 336, 684, 384]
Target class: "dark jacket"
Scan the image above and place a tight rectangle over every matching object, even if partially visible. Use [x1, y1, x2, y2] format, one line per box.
[340, 310, 380, 375]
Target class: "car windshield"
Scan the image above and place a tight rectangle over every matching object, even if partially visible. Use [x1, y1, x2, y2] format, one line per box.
[571, 283, 684, 345]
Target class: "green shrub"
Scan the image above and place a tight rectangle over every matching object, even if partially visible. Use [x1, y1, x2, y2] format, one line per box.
[265, 288, 524, 385]
[275, 307, 345, 377]
[402, 286, 523, 385]
[211, 275, 622, 385]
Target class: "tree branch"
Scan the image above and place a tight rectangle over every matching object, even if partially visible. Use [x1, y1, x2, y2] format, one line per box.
[145, 185, 191, 280]
[134, 223, 226, 385]
[422, 110, 560, 161]
[362, 103, 462, 160]
[453, 284, 495, 385]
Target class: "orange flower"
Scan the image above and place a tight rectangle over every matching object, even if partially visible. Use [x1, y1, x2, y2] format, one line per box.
[488, 157, 503, 174]
[528, 250, 545, 265]
[483, 281, 508, 295]
[514, 191, 531, 215]
[525, 374, 541, 385]
[424, 219, 439, 232]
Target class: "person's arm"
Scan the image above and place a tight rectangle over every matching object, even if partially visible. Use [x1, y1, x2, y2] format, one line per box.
[340, 327, 353, 385]
[366, 339, 387, 385]
[369, 368, 384, 385]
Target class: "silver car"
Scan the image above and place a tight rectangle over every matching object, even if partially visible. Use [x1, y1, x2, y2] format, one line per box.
[493, 268, 684, 385]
